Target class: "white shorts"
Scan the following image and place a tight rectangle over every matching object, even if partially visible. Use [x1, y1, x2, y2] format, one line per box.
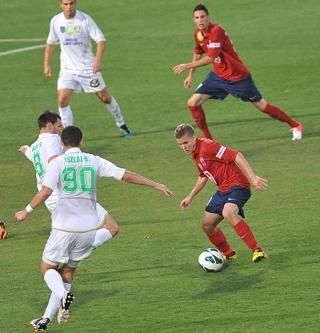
[42, 229, 96, 268]
[58, 71, 106, 93]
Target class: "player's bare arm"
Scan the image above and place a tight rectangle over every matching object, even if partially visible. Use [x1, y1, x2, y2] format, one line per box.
[181, 176, 208, 209]
[93, 41, 106, 73]
[122, 170, 174, 197]
[15, 186, 53, 222]
[183, 53, 202, 88]
[235, 152, 268, 191]
[172, 55, 214, 75]
[44, 43, 55, 78]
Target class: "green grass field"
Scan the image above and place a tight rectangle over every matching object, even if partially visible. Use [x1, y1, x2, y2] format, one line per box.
[1, 0, 320, 332]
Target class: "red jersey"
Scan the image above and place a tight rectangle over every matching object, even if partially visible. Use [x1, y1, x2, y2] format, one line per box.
[193, 23, 249, 81]
[192, 137, 250, 192]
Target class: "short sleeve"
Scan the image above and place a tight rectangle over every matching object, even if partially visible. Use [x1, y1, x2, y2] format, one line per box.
[47, 16, 60, 44]
[193, 32, 205, 55]
[96, 156, 125, 180]
[46, 136, 63, 161]
[42, 159, 60, 191]
[86, 14, 106, 43]
[24, 146, 33, 162]
[204, 140, 238, 162]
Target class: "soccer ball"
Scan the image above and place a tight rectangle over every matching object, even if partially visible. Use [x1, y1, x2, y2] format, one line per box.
[0, 221, 8, 240]
[198, 248, 224, 272]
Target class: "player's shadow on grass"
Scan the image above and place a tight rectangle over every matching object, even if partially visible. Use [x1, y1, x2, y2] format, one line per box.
[87, 111, 319, 142]
[194, 269, 265, 300]
[73, 288, 120, 306]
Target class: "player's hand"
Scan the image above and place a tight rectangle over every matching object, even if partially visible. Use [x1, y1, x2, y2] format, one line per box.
[15, 209, 28, 222]
[172, 64, 189, 75]
[44, 64, 52, 78]
[251, 176, 268, 191]
[155, 184, 174, 197]
[183, 76, 192, 89]
[180, 196, 192, 209]
[93, 60, 102, 74]
[18, 145, 29, 154]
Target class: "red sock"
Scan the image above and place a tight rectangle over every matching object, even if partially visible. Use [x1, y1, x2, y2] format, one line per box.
[209, 228, 233, 256]
[261, 103, 299, 128]
[233, 220, 260, 251]
[188, 105, 213, 139]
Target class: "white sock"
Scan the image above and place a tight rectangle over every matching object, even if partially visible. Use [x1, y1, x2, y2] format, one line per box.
[42, 282, 72, 320]
[59, 105, 73, 126]
[105, 96, 125, 128]
[42, 292, 59, 320]
[92, 228, 113, 249]
[43, 269, 66, 300]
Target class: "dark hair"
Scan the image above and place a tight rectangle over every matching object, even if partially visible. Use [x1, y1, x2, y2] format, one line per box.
[193, 4, 209, 15]
[174, 124, 195, 139]
[61, 126, 83, 147]
[37, 110, 61, 129]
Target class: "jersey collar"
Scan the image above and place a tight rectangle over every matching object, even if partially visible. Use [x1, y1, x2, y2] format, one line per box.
[65, 147, 81, 154]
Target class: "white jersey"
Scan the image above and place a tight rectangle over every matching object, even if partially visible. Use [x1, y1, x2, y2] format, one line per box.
[43, 147, 125, 232]
[47, 10, 106, 73]
[25, 133, 63, 192]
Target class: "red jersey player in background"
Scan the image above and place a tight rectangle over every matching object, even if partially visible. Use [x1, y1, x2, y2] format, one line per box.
[173, 4, 303, 141]
[175, 124, 268, 262]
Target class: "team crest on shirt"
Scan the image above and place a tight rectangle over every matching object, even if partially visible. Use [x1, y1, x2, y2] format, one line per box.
[90, 79, 100, 87]
[60, 26, 65, 33]
[196, 31, 204, 42]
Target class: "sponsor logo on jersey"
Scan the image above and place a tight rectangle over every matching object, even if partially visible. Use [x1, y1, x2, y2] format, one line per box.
[197, 31, 204, 42]
[90, 79, 100, 88]
[60, 23, 81, 36]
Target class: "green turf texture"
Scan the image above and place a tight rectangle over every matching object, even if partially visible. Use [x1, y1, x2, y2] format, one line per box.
[0, 0, 319, 332]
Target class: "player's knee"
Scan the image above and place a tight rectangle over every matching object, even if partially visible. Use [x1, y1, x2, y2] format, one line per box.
[60, 270, 74, 284]
[97, 91, 112, 104]
[222, 205, 238, 222]
[58, 98, 69, 108]
[201, 220, 212, 235]
[107, 222, 119, 237]
[102, 215, 120, 237]
[187, 97, 197, 108]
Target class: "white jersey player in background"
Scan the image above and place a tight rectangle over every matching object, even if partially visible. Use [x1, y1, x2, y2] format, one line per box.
[44, 0, 132, 138]
[19, 111, 63, 212]
[15, 125, 173, 331]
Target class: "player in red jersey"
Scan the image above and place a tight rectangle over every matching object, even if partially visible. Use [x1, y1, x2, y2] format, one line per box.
[175, 123, 268, 262]
[173, 4, 303, 141]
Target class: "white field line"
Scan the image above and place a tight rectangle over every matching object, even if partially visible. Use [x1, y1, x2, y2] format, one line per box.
[0, 38, 46, 42]
[0, 44, 45, 57]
